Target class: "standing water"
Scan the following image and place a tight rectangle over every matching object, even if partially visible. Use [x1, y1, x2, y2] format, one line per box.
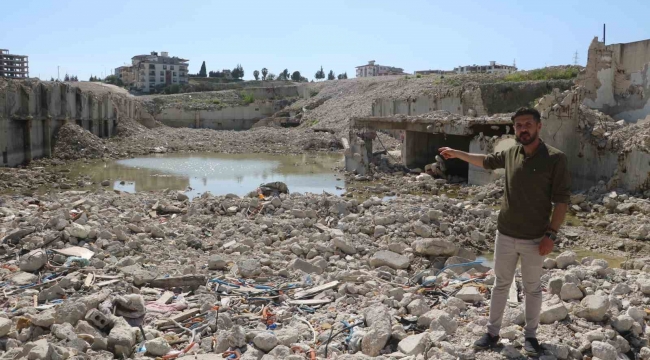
[62, 152, 345, 199]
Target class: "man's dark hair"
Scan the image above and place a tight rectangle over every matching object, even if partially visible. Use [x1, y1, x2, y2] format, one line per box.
[511, 107, 541, 123]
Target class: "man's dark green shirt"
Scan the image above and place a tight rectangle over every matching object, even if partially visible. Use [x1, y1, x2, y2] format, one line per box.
[483, 140, 571, 239]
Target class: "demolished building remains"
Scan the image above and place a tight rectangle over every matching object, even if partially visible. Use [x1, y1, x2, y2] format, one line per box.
[347, 37, 650, 192]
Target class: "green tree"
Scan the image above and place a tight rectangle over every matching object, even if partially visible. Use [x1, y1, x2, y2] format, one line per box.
[64, 74, 70, 81]
[232, 64, 244, 79]
[253, 70, 260, 80]
[278, 69, 290, 81]
[267, 73, 276, 81]
[315, 66, 325, 81]
[199, 61, 207, 77]
[327, 70, 335, 80]
[50, 77, 54, 81]
[338, 72, 349, 80]
[261, 68, 268, 80]
[291, 71, 302, 82]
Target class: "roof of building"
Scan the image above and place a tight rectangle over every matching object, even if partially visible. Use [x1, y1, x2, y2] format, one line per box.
[351, 111, 513, 135]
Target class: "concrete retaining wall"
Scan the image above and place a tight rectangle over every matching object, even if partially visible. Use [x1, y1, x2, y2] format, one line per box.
[0, 79, 139, 166]
[152, 102, 278, 130]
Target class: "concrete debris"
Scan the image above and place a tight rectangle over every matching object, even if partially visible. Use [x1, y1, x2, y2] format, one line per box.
[3, 74, 650, 360]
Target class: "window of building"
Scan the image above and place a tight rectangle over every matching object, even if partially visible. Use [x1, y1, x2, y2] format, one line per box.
[163, 65, 167, 70]
[160, 71, 163, 76]
[149, 64, 155, 69]
[171, 65, 174, 70]
[173, 72, 177, 76]
[160, 78, 164, 82]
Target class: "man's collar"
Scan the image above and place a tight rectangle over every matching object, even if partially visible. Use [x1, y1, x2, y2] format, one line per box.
[518, 139, 547, 159]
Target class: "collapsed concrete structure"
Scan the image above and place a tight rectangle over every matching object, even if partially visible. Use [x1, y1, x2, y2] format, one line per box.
[0, 79, 139, 166]
[347, 37, 650, 192]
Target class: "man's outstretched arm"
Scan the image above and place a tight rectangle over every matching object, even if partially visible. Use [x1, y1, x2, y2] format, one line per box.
[439, 147, 488, 168]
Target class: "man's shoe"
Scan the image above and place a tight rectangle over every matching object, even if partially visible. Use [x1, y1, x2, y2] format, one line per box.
[473, 333, 500, 350]
[524, 337, 541, 356]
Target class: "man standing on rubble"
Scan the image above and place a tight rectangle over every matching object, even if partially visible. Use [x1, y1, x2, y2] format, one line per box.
[439, 107, 570, 356]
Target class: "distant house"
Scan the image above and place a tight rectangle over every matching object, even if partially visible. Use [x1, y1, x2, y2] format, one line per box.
[453, 61, 517, 75]
[115, 51, 189, 93]
[355, 60, 407, 78]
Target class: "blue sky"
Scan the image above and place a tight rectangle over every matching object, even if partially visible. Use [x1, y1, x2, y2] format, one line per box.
[2, 0, 649, 81]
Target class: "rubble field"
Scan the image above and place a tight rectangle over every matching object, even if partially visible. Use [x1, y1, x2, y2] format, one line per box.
[1, 164, 650, 359]
[1, 75, 650, 360]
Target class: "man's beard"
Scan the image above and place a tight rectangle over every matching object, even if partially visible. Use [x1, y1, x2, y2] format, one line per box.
[516, 131, 538, 145]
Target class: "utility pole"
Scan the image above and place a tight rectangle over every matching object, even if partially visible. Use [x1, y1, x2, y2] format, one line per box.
[57, 66, 60, 81]
[573, 51, 579, 66]
[603, 23, 606, 45]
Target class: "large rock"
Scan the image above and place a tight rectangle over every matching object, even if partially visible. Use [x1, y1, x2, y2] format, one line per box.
[574, 295, 609, 322]
[208, 255, 227, 270]
[413, 238, 458, 256]
[591, 341, 617, 360]
[0, 317, 11, 337]
[291, 258, 323, 274]
[560, 283, 583, 301]
[418, 310, 457, 334]
[539, 302, 568, 324]
[413, 223, 433, 237]
[31, 308, 56, 328]
[637, 278, 650, 295]
[362, 306, 392, 356]
[27, 339, 52, 360]
[548, 277, 563, 295]
[406, 299, 429, 316]
[611, 315, 634, 333]
[555, 251, 577, 269]
[237, 259, 261, 277]
[108, 319, 136, 358]
[67, 223, 90, 239]
[398, 332, 431, 356]
[228, 325, 247, 348]
[369, 250, 410, 270]
[455, 287, 485, 302]
[332, 237, 356, 255]
[145, 337, 171, 357]
[19, 249, 48, 272]
[52, 323, 77, 341]
[11, 271, 38, 285]
[253, 332, 279, 352]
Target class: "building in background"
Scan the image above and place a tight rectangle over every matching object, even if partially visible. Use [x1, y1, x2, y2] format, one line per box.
[116, 51, 188, 92]
[454, 61, 517, 75]
[114, 66, 134, 84]
[413, 69, 454, 76]
[0, 49, 29, 78]
[355, 60, 407, 78]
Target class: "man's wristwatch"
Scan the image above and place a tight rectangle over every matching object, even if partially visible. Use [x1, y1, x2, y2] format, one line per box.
[545, 231, 557, 242]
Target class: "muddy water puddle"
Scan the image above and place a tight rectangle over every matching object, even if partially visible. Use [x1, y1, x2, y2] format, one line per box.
[56, 152, 345, 199]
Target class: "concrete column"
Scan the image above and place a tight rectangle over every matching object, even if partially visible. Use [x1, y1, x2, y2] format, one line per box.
[24, 119, 32, 163]
[43, 117, 52, 158]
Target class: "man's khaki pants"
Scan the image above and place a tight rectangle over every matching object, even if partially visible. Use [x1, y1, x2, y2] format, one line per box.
[487, 231, 544, 338]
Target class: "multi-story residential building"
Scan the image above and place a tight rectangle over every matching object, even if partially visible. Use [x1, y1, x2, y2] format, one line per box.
[355, 60, 407, 78]
[114, 66, 134, 85]
[0, 49, 29, 78]
[117, 51, 188, 92]
[453, 61, 517, 75]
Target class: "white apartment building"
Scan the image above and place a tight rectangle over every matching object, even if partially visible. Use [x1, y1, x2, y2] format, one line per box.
[125, 51, 189, 92]
[355, 60, 407, 78]
[454, 61, 517, 75]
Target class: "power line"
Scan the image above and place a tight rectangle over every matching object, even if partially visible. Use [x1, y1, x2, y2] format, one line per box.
[573, 51, 579, 66]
